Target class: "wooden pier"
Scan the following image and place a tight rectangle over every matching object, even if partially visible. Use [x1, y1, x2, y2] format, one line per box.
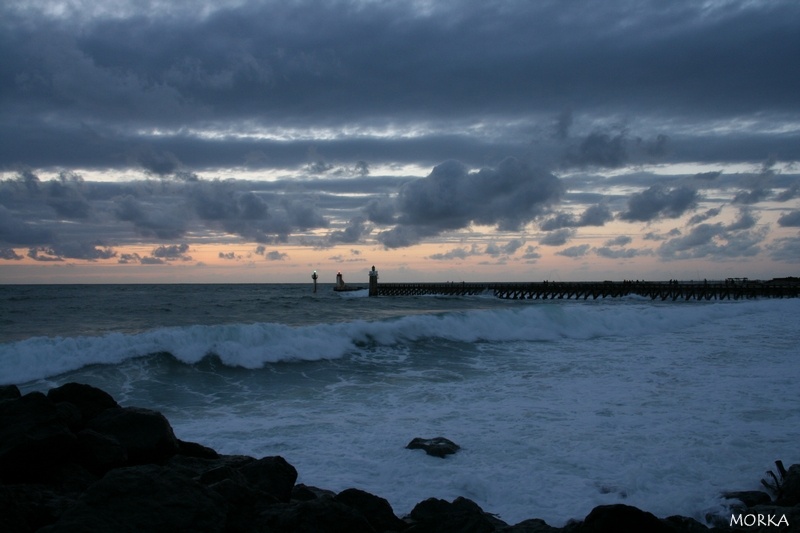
[372, 279, 800, 301]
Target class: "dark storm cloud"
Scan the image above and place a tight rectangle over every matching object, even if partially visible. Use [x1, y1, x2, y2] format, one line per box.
[1, 0, 799, 172]
[619, 184, 699, 222]
[152, 243, 191, 261]
[0, 205, 54, 245]
[327, 217, 371, 245]
[378, 158, 562, 248]
[778, 211, 800, 227]
[540, 204, 613, 231]
[658, 220, 768, 260]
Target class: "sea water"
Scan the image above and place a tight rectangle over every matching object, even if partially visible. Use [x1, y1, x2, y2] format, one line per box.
[1, 283, 798, 527]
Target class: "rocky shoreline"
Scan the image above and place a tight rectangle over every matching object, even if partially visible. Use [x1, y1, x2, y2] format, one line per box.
[2, 382, 797, 532]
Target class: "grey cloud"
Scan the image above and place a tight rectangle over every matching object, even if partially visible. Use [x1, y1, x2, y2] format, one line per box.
[768, 236, 800, 262]
[725, 209, 757, 231]
[540, 204, 613, 230]
[604, 235, 632, 247]
[658, 223, 767, 259]
[114, 195, 188, 239]
[594, 246, 649, 259]
[378, 158, 562, 248]
[540, 228, 575, 247]
[778, 210, 800, 227]
[364, 197, 397, 225]
[152, 243, 191, 261]
[619, 184, 699, 222]
[694, 171, 722, 181]
[688, 206, 723, 225]
[429, 244, 480, 261]
[776, 183, 799, 202]
[565, 131, 628, 169]
[557, 244, 591, 258]
[266, 250, 288, 261]
[27, 247, 63, 262]
[0, 205, 54, 245]
[1, 247, 23, 260]
[522, 245, 541, 261]
[45, 242, 117, 261]
[485, 239, 525, 257]
[327, 217, 371, 244]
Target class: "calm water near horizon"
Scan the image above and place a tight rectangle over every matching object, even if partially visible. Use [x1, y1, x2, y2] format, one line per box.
[2, 283, 798, 526]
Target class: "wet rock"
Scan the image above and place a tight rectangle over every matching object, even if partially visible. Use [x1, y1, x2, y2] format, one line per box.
[47, 382, 119, 423]
[75, 429, 127, 474]
[406, 496, 506, 533]
[261, 498, 376, 533]
[85, 407, 179, 465]
[406, 436, 461, 458]
[0, 392, 79, 483]
[238, 455, 298, 503]
[335, 487, 408, 531]
[0, 385, 21, 401]
[570, 504, 674, 533]
[39, 465, 228, 533]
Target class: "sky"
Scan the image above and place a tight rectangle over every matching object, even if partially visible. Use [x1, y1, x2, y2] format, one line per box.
[1, 0, 799, 284]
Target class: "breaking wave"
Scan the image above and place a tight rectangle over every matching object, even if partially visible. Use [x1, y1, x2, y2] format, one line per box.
[0, 299, 784, 385]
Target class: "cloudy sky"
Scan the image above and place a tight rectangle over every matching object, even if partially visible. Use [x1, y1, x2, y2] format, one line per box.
[1, 0, 799, 283]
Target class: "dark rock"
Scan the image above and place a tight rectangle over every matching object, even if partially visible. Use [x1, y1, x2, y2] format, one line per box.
[571, 504, 674, 533]
[723, 490, 773, 509]
[406, 496, 505, 533]
[0, 385, 21, 400]
[776, 464, 800, 506]
[500, 518, 561, 532]
[292, 483, 336, 501]
[261, 498, 376, 533]
[85, 406, 179, 464]
[199, 464, 248, 486]
[238, 455, 298, 503]
[0, 484, 74, 532]
[39, 465, 228, 533]
[0, 392, 79, 483]
[406, 437, 461, 458]
[662, 515, 715, 533]
[177, 438, 220, 459]
[47, 382, 119, 423]
[75, 429, 127, 474]
[335, 487, 408, 531]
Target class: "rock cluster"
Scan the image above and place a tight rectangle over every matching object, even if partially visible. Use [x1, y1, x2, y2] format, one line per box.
[1, 382, 797, 532]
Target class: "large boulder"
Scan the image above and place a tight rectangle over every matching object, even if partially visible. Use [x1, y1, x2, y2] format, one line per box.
[406, 496, 506, 533]
[238, 455, 298, 503]
[39, 465, 228, 533]
[335, 487, 408, 531]
[261, 498, 376, 533]
[406, 437, 461, 458]
[570, 504, 674, 533]
[85, 407, 179, 464]
[47, 382, 119, 424]
[0, 392, 79, 482]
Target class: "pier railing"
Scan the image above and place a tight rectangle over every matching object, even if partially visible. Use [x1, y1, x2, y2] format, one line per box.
[373, 280, 800, 301]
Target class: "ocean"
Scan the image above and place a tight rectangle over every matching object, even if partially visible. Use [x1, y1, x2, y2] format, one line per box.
[1, 283, 798, 527]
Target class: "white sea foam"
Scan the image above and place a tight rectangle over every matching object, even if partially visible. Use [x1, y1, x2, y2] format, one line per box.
[0, 299, 768, 385]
